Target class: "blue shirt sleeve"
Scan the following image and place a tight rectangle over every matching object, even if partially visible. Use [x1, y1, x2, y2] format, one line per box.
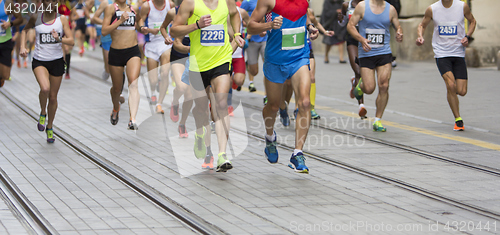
[240, 0, 250, 12]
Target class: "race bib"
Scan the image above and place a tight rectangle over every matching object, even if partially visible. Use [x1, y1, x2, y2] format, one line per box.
[0, 27, 5, 37]
[39, 33, 60, 44]
[366, 28, 385, 48]
[150, 22, 163, 35]
[281, 27, 305, 50]
[200, 24, 224, 46]
[76, 9, 85, 18]
[438, 23, 458, 38]
[117, 11, 136, 29]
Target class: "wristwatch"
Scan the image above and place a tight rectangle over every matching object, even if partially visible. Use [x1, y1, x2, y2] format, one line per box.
[465, 35, 471, 40]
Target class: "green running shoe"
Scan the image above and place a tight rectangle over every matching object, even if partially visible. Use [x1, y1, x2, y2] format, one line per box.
[353, 78, 364, 101]
[194, 127, 206, 159]
[37, 114, 46, 131]
[46, 128, 55, 143]
[373, 121, 387, 132]
[311, 109, 320, 120]
[249, 83, 256, 92]
[216, 152, 232, 172]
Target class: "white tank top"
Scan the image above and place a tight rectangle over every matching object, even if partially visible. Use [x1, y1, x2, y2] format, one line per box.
[232, 7, 244, 59]
[34, 15, 64, 61]
[431, 0, 466, 58]
[146, 0, 170, 42]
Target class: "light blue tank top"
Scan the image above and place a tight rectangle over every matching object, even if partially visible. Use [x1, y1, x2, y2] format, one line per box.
[358, 0, 391, 58]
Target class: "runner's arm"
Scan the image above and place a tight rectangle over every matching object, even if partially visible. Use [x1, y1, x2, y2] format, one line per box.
[91, 1, 107, 25]
[138, 1, 151, 34]
[170, 0, 197, 38]
[227, 0, 243, 47]
[308, 8, 332, 36]
[346, 1, 365, 43]
[463, 2, 475, 37]
[19, 13, 38, 57]
[416, 6, 432, 45]
[160, 8, 176, 39]
[390, 5, 403, 42]
[246, 0, 273, 35]
[172, 37, 189, 54]
[60, 15, 75, 46]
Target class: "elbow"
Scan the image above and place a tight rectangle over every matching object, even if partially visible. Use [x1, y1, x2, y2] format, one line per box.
[170, 28, 181, 38]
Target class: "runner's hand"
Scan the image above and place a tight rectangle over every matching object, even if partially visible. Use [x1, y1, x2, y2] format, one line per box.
[324, 30, 334, 37]
[51, 29, 59, 41]
[259, 31, 266, 37]
[150, 28, 160, 35]
[461, 36, 469, 47]
[235, 34, 245, 48]
[361, 38, 371, 52]
[120, 12, 129, 23]
[164, 35, 173, 45]
[416, 36, 424, 46]
[20, 47, 28, 58]
[309, 27, 319, 40]
[1, 20, 10, 30]
[271, 16, 283, 30]
[198, 15, 212, 28]
[396, 32, 403, 42]
[140, 26, 149, 34]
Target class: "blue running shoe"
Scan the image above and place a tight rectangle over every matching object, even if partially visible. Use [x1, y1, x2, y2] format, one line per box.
[279, 107, 290, 127]
[264, 132, 278, 163]
[288, 152, 309, 173]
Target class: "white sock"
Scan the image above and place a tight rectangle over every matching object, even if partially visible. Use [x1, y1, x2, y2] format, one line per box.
[293, 149, 302, 156]
[265, 133, 276, 142]
[359, 104, 365, 108]
[374, 117, 381, 123]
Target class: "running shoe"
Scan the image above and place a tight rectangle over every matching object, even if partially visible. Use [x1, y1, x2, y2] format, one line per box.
[128, 120, 138, 130]
[65, 73, 70, 79]
[150, 95, 157, 105]
[264, 132, 278, 163]
[288, 152, 309, 173]
[178, 124, 188, 138]
[141, 58, 146, 67]
[249, 83, 256, 92]
[353, 78, 364, 101]
[172, 81, 176, 87]
[216, 152, 232, 172]
[228, 105, 234, 117]
[293, 108, 298, 120]
[359, 105, 367, 119]
[349, 77, 356, 99]
[454, 120, 465, 131]
[37, 114, 46, 131]
[373, 121, 386, 132]
[279, 107, 290, 127]
[210, 121, 216, 134]
[110, 109, 119, 125]
[17, 60, 21, 68]
[84, 41, 89, 50]
[23, 61, 27, 68]
[119, 95, 125, 104]
[236, 86, 241, 91]
[0, 78, 4, 87]
[170, 104, 179, 122]
[102, 71, 110, 80]
[194, 128, 206, 159]
[263, 96, 267, 105]
[201, 154, 214, 170]
[232, 81, 238, 90]
[79, 47, 84, 57]
[46, 128, 55, 143]
[311, 109, 320, 120]
[156, 104, 164, 114]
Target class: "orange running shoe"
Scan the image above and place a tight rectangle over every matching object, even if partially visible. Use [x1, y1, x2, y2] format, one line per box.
[454, 120, 464, 131]
[232, 81, 238, 90]
[201, 154, 214, 170]
[228, 106, 234, 117]
[178, 124, 188, 138]
[156, 104, 164, 114]
[170, 104, 179, 122]
[358, 105, 367, 118]
[349, 77, 356, 99]
[23, 61, 27, 68]
[17, 60, 21, 68]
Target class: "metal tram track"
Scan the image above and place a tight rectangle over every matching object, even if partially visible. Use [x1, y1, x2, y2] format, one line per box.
[242, 102, 500, 178]
[0, 89, 225, 235]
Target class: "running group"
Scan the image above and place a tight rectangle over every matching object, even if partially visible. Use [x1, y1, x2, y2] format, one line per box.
[0, 0, 475, 173]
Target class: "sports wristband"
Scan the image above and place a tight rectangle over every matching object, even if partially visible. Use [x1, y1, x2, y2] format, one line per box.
[234, 33, 241, 37]
[196, 20, 200, 29]
[465, 35, 471, 40]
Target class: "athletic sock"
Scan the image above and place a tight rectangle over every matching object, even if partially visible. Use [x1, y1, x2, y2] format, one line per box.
[310, 82, 316, 108]
[206, 146, 212, 157]
[455, 117, 463, 122]
[265, 133, 276, 142]
[293, 149, 302, 156]
[374, 117, 381, 123]
[249, 81, 254, 85]
[65, 53, 71, 73]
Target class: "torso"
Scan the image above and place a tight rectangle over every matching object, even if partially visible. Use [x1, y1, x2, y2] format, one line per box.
[110, 3, 138, 49]
[145, 0, 170, 42]
[34, 14, 64, 61]
[0, 0, 13, 43]
[431, 0, 466, 58]
[358, 0, 392, 58]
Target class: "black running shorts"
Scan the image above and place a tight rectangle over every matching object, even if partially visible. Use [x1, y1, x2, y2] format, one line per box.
[32, 58, 66, 77]
[108, 45, 141, 67]
[346, 34, 358, 47]
[0, 39, 14, 67]
[435, 57, 468, 79]
[359, 53, 392, 69]
[189, 62, 231, 91]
